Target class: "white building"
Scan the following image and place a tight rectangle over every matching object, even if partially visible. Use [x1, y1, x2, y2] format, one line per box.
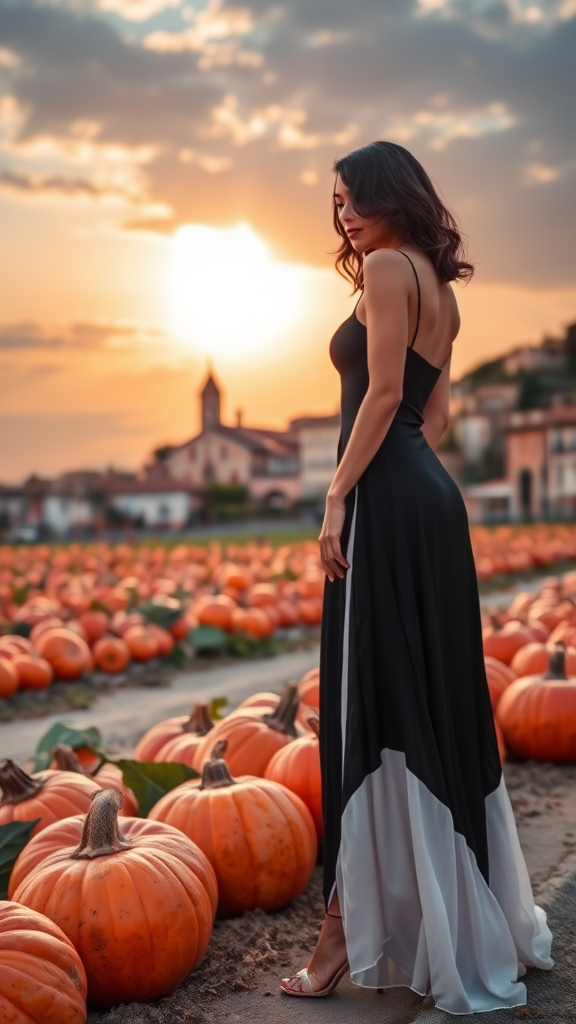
[289, 414, 340, 500]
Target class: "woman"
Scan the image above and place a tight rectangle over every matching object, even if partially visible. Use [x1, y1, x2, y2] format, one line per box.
[280, 141, 553, 1013]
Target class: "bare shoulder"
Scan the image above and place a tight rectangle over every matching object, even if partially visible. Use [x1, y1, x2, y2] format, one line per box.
[363, 249, 412, 296]
[364, 248, 411, 279]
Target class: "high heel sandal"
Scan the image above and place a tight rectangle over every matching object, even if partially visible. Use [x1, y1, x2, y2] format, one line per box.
[280, 910, 349, 998]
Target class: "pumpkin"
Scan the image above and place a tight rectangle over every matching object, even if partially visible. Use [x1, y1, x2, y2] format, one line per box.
[236, 690, 314, 732]
[0, 760, 100, 836]
[51, 744, 139, 817]
[264, 715, 323, 843]
[298, 666, 320, 708]
[296, 597, 322, 625]
[510, 641, 576, 678]
[75, 610, 109, 644]
[110, 611, 144, 636]
[91, 635, 131, 673]
[0, 635, 34, 657]
[35, 628, 91, 680]
[149, 741, 317, 917]
[134, 703, 214, 764]
[193, 684, 301, 776]
[29, 617, 65, 646]
[0, 658, 18, 699]
[146, 622, 174, 656]
[496, 643, 576, 762]
[11, 789, 217, 1007]
[0, 900, 87, 1024]
[482, 618, 537, 665]
[194, 594, 237, 631]
[230, 607, 273, 638]
[11, 652, 53, 691]
[122, 623, 159, 661]
[484, 656, 517, 711]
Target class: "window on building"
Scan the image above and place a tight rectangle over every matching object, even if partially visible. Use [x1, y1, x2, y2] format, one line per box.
[557, 463, 564, 490]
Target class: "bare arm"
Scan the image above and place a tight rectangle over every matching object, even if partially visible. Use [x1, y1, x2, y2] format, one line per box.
[327, 250, 410, 502]
[318, 250, 410, 580]
[421, 351, 451, 451]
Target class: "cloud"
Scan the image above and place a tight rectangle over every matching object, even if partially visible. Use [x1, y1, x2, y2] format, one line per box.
[0, 0, 574, 287]
[0, 320, 167, 351]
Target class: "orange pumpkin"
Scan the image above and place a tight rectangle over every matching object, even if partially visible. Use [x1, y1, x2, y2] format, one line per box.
[51, 744, 139, 817]
[230, 606, 273, 638]
[510, 641, 576, 678]
[134, 703, 214, 764]
[0, 635, 34, 657]
[0, 657, 18, 698]
[92, 635, 131, 673]
[110, 610, 145, 636]
[11, 789, 217, 1007]
[193, 684, 301, 776]
[297, 597, 322, 625]
[484, 656, 517, 710]
[496, 643, 576, 762]
[482, 619, 537, 665]
[265, 716, 323, 843]
[236, 690, 314, 732]
[122, 623, 159, 661]
[0, 900, 87, 1024]
[11, 652, 53, 690]
[146, 622, 175, 656]
[298, 666, 320, 708]
[35, 628, 91, 680]
[149, 742, 317, 917]
[76, 609, 109, 644]
[29, 616, 65, 646]
[0, 760, 100, 836]
[194, 594, 237, 631]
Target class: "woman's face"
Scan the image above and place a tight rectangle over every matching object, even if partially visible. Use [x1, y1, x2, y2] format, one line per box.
[333, 173, 400, 255]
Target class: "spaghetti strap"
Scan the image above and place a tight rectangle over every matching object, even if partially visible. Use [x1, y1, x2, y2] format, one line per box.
[397, 250, 421, 349]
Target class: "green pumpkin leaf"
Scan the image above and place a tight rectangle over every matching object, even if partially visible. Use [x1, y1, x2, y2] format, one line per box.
[138, 599, 184, 629]
[112, 759, 199, 817]
[209, 697, 228, 721]
[189, 625, 229, 653]
[0, 819, 40, 899]
[32, 722, 103, 772]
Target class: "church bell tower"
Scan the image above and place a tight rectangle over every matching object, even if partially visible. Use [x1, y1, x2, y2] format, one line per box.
[200, 368, 221, 433]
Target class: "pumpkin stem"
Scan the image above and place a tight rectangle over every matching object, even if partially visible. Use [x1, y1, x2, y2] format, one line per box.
[182, 703, 214, 736]
[52, 744, 87, 775]
[0, 759, 44, 806]
[544, 642, 569, 680]
[71, 789, 133, 860]
[307, 716, 320, 738]
[488, 609, 501, 631]
[262, 683, 300, 737]
[200, 740, 236, 790]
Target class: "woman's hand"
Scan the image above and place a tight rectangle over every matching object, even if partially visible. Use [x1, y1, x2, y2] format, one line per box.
[318, 494, 349, 582]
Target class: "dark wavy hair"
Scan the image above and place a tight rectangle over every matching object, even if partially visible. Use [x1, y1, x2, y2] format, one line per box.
[333, 141, 474, 291]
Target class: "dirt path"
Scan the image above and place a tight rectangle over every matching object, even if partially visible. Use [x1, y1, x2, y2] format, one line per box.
[0, 646, 321, 762]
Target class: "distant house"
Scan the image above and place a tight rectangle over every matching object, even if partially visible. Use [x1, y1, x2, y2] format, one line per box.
[505, 406, 576, 520]
[503, 338, 566, 376]
[153, 371, 303, 509]
[288, 414, 340, 501]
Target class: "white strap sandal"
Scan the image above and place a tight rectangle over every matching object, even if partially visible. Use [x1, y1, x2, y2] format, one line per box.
[280, 961, 349, 998]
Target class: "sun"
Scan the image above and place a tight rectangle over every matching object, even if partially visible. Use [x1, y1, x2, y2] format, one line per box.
[166, 222, 306, 360]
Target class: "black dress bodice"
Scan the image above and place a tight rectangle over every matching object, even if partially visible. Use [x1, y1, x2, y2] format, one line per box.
[329, 309, 442, 459]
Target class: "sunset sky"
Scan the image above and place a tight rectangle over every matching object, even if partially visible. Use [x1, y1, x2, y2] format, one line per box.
[0, 0, 575, 483]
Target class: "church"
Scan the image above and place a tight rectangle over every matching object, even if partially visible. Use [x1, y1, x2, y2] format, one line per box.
[146, 369, 338, 509]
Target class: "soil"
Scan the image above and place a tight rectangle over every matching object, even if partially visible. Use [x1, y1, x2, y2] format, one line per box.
[86, 757, 576, 1023]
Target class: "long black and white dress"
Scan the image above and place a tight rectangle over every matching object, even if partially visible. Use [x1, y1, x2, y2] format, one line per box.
[319, 255, 553, 1015]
